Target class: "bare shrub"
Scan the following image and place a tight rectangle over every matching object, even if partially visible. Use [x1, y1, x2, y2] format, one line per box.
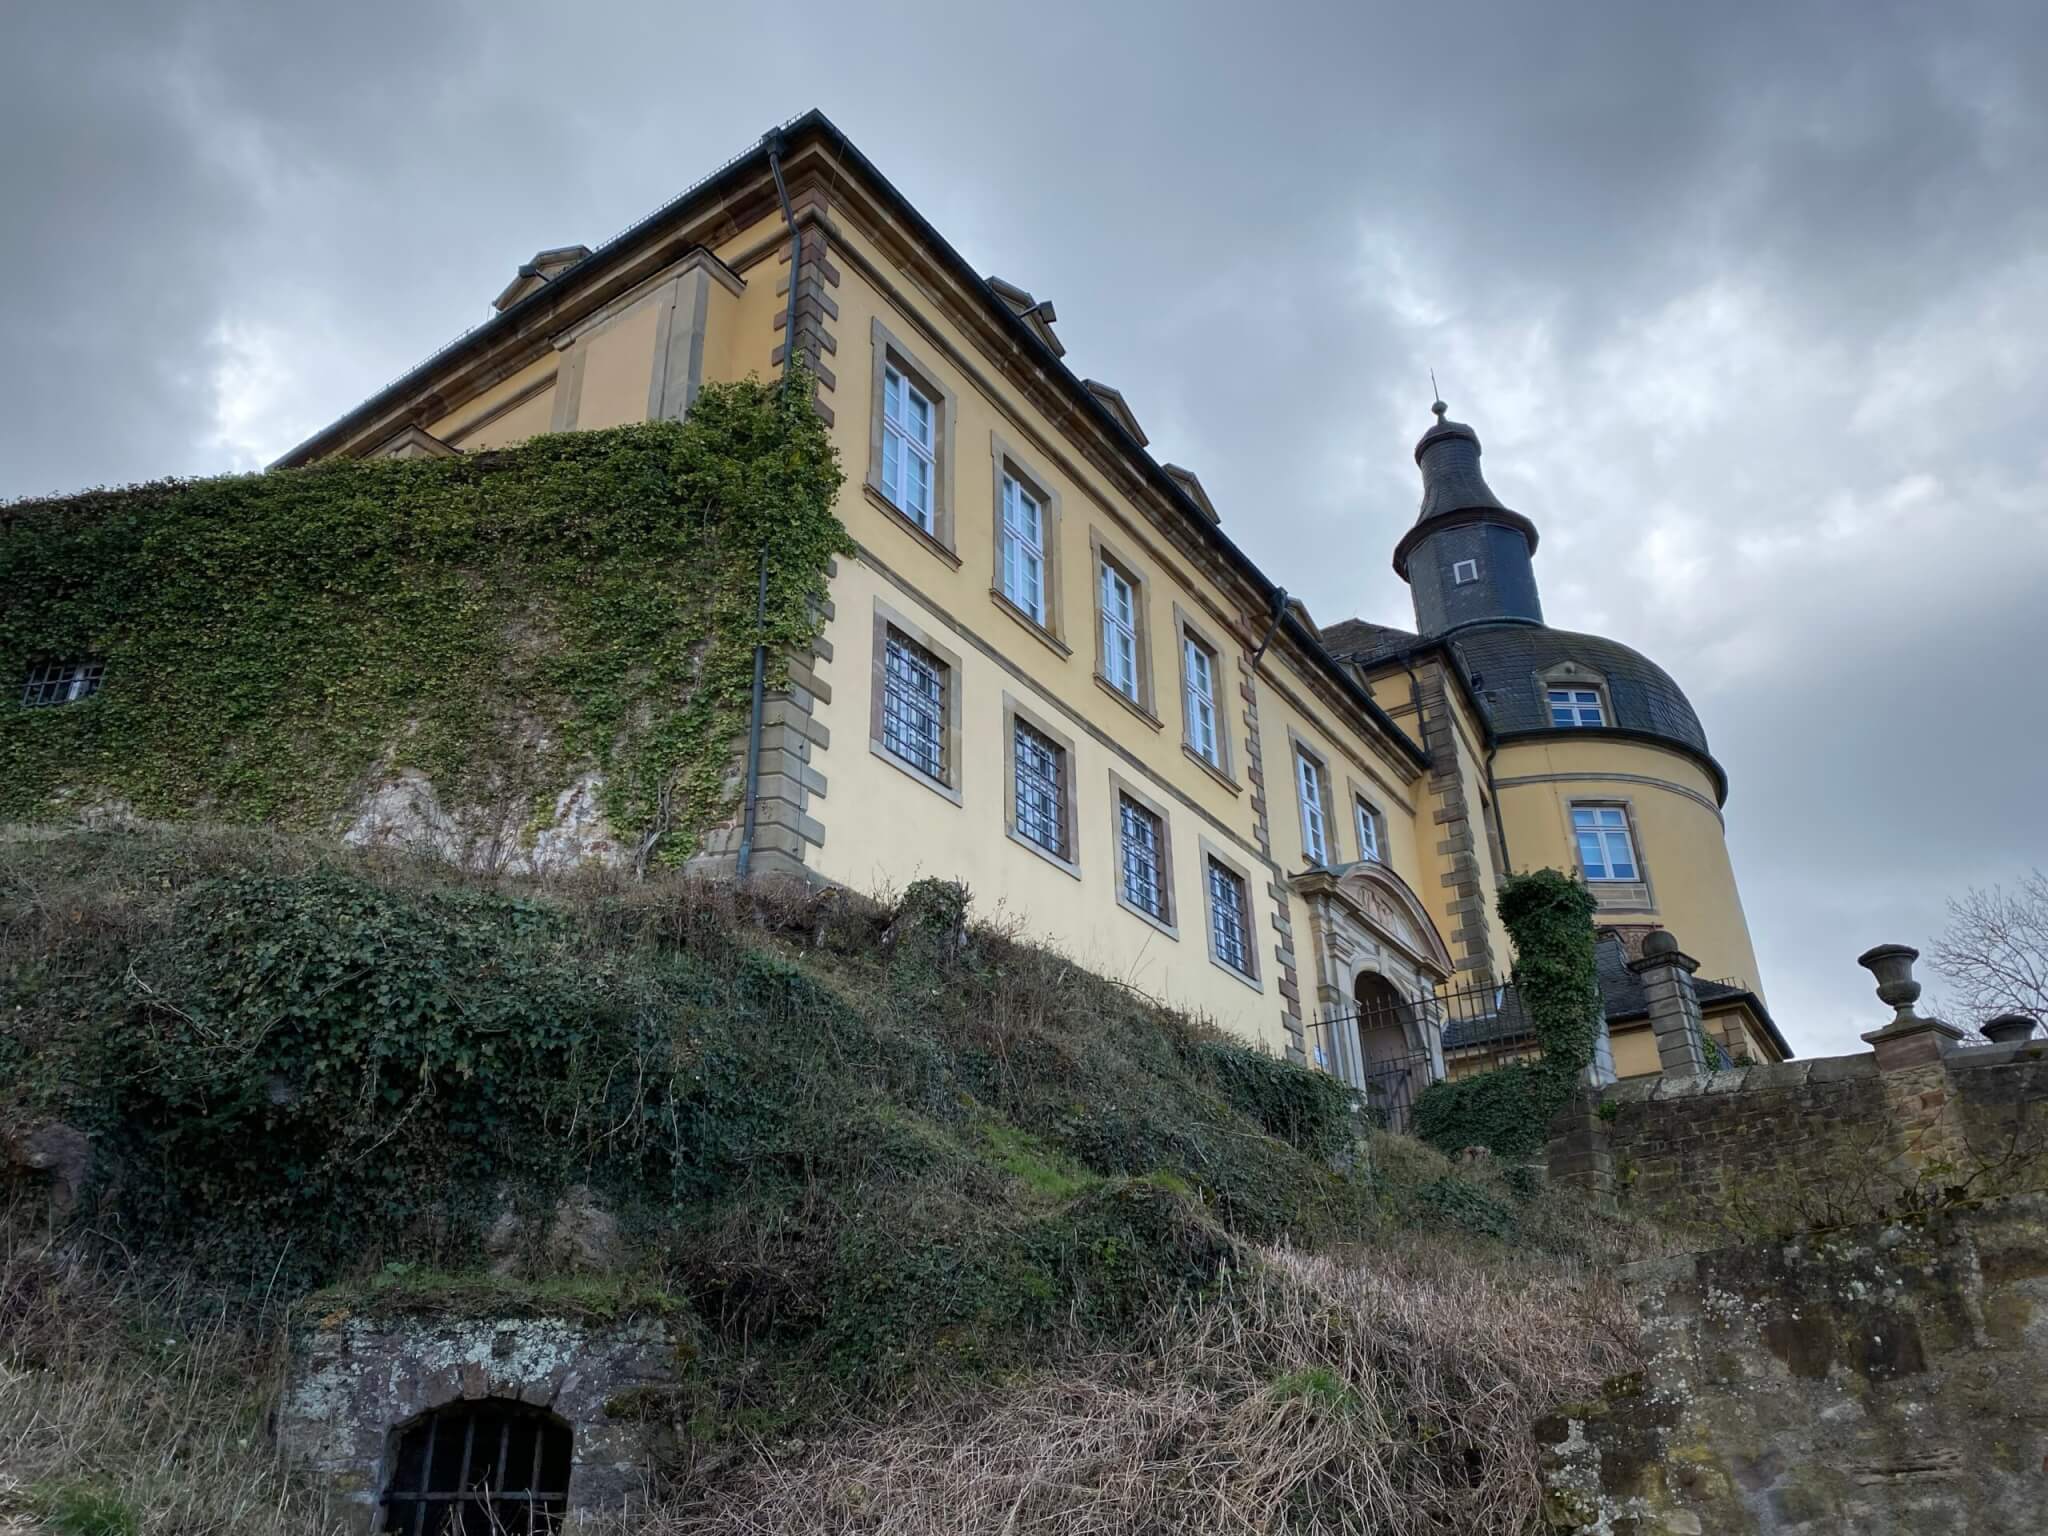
[1933, 870, 2048, 1024]
[632, 1237, 1640, 1536]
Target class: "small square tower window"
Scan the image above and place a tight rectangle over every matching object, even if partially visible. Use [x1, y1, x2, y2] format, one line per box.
[1451, 558, 1479, 585]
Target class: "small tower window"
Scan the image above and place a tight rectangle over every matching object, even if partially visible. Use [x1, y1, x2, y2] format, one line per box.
[1548, 688, 1605, 727]
[382, 1399, 571, 1534]
[20, 660, 104, 708]
[1451, 558, 1479, 585]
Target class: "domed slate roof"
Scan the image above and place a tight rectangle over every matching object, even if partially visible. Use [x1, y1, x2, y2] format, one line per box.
[1447, 623, 1712, 761]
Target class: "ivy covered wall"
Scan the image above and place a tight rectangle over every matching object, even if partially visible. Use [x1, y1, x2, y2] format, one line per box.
[0, 372, 847, 869]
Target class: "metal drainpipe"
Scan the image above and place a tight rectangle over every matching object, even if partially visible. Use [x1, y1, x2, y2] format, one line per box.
[736, 132, 806, 881]
[1247, 588, 1290, 672]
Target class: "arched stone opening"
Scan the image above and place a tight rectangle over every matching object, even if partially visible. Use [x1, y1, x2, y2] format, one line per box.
[382, 1397, 572, 1534]
[1353, 970, 1417, 1067]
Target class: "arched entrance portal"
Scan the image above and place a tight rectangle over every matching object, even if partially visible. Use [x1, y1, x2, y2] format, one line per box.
[1353, 971, 1414, 1068]
[1352, 970, 1429, 1131]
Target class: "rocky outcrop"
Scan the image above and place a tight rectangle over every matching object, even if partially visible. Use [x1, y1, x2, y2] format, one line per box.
[1539, 1194, 2048, 1534]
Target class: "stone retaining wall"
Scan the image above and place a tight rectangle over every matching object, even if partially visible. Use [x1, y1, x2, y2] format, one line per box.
[1549, 1041, 2048, 1231]
[1539, 1194, 2048, 1534]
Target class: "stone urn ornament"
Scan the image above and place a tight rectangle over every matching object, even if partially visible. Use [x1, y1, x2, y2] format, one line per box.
[1982, 1013, 2040, 1045]
[1857, 943, 1963, 1066]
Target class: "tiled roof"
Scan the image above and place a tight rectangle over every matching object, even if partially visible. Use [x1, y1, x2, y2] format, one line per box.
[1319, 617, 1419, 665]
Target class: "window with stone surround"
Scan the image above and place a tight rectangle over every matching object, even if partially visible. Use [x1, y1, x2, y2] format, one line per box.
[1207, 856, 1254, 978]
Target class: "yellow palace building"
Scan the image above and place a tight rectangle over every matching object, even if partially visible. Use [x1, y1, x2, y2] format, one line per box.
[278, 111, 1787, 1091]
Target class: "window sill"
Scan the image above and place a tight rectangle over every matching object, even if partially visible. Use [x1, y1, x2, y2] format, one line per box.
[868, 738, 964, 805]
[1093, 673, 1164, 732]
[1115, 892, 1179, 941]
[1005, 825, 1081, 881]
[1208, 951, 1265, 994]
[1588, 880, 1653, 912]
[1181, 743, 1241, 795]
[989, 589, 1071, 661]
[863, 482, 962, 570]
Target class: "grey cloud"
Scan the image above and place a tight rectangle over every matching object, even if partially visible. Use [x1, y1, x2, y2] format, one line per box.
[6, 0, 2045, 1054]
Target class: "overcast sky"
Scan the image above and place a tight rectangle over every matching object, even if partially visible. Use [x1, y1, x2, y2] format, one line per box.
[8, 1, 2046, 1056]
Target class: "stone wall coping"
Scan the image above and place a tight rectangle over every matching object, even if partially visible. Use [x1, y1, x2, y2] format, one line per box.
[1650, 1073, 1709, 1100]
[1617, 1190, 2048, 1284]
[1947, 1040, 2048, 1071]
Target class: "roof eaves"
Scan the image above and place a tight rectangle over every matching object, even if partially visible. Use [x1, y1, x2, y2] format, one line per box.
[270, 110, 1429, 772]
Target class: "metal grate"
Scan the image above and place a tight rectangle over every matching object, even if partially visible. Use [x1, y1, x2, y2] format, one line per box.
[20, 660, 104, 708]
[881, 630, 946, 780]
[1013, 718, 1065, 855]
[381, 1400, 571, 1535]
[1118, 795, 1166, 920]
[1207, 859, 1251, 975]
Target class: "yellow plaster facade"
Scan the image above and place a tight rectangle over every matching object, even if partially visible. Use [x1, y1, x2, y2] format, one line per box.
[286, 111, 1783, 1085]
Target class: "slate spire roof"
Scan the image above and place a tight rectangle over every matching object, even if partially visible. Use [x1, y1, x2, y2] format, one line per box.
[1414, 400, 1515, 524]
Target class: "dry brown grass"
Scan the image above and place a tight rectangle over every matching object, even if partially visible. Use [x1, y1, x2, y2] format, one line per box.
[2, 1208, 1643, 1536]
[0, 1215, 353, 1536]
[627, 1235, 1641, 1536]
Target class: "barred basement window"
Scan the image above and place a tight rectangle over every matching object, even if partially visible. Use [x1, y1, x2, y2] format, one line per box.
[1012, 717, 1067, 857]
[20, 660, 104, 708]
[881, 629, 948, 782]
[1118, 794, 1167, 921]
[382, 1399, 571, 1535]
[1207, 857, 1253, 977]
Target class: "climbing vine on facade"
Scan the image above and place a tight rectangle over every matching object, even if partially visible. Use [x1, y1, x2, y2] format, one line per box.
[0, 368, 847, 866]
[1412, 868, 1602, 1162]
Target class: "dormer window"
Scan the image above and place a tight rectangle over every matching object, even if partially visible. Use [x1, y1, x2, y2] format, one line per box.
[1548, 688, 1604, 727]
[1451, 558, 1479, 585]
[21, 661, 104, 708]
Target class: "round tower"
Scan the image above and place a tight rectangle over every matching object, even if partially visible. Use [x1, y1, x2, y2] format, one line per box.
[1381, 403, 1767, 1054]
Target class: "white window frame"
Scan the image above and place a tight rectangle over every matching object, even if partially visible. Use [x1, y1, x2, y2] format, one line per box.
[1548, 687, 1605, 727]
[881, 365, 937, 531]
[999, 473, 1046, 625]
[1295, 749, 1330, 865]
[1100, 562, 1139, 700]
[1452, 557, 1479, 585]
[1353, 795, 1382, 862]
[1572, 804, 1640, 883]
[1181, 633, 1219, 765]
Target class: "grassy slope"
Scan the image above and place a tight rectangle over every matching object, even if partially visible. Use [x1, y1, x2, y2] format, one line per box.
[1, 829, 1658, 1535]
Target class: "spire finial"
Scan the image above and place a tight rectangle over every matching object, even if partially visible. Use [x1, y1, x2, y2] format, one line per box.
[1429, 370, 1446, 420]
